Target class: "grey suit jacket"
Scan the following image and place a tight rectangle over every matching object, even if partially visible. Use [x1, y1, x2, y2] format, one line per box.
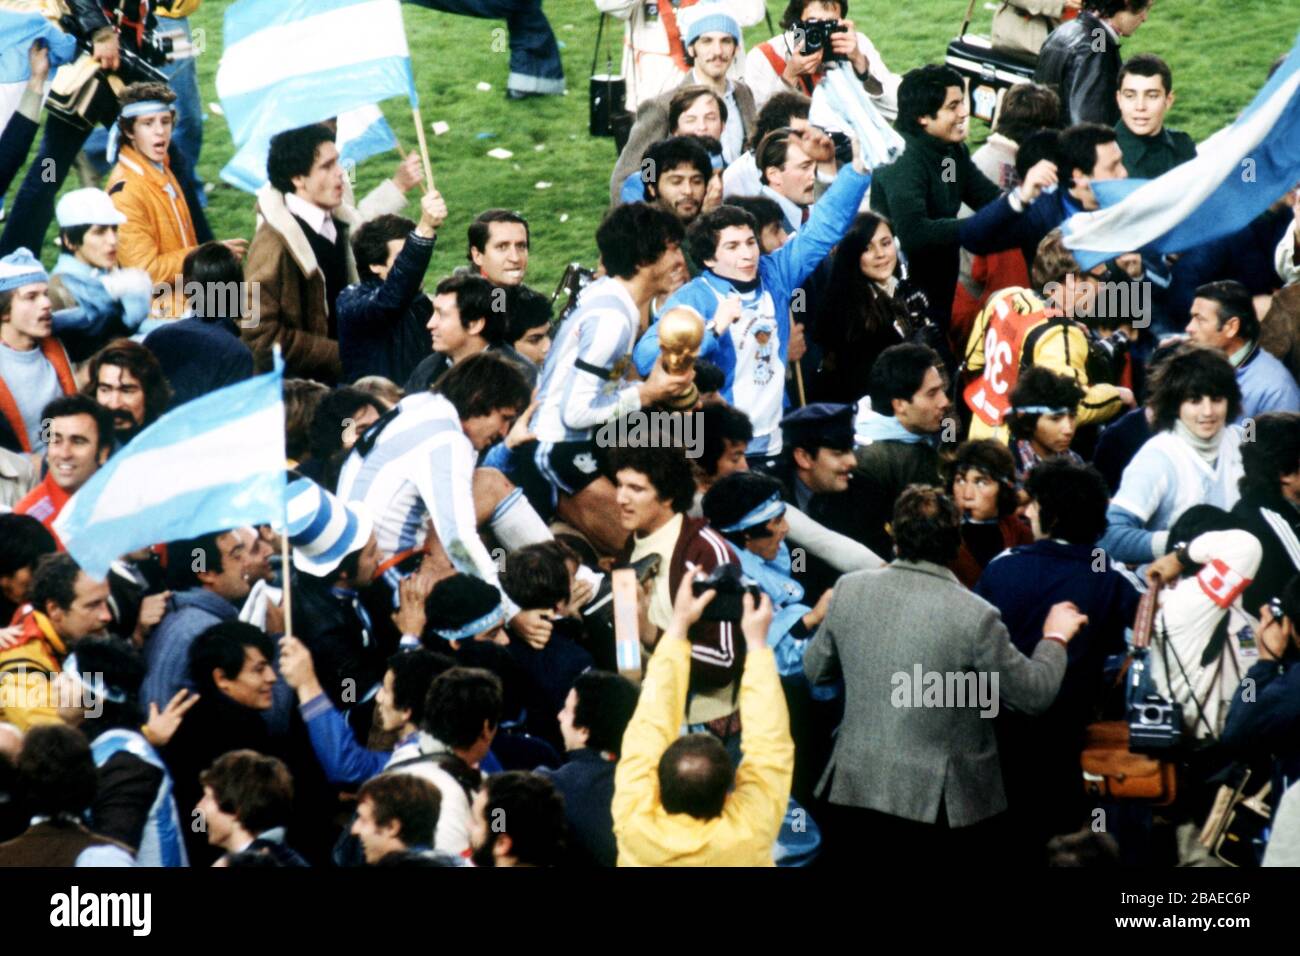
[609, 76, 758, 205]
[803, 560, 1067, 827]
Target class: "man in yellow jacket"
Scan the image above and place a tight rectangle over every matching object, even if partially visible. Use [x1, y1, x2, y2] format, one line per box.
[0, 554, 113, 732]
[106, 83, 247, 316]
[613, 572, 793, 866]
[961, 229, 1135, 443]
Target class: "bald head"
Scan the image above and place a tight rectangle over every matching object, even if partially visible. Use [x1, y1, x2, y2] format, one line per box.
[657, 733, 733, 819]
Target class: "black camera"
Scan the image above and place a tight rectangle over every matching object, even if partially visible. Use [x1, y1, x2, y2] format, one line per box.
[691, 564, 762, 622]
[797, 18, 848, 59]
[551, 262, 596, 324]
[1127, 693, 1183, 753]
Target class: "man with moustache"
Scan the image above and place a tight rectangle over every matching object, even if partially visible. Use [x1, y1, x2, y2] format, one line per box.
[15, 396, 115, 541]
[86, 340, 172, 446]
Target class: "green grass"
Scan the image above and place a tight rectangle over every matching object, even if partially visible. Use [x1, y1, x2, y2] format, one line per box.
[24, 0, 1300, 291]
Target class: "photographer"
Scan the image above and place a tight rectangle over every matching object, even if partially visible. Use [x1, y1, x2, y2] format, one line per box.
[745, 0, 899, 119]
[611, 567, 794, 866]
[1222, 575, 1300, 819]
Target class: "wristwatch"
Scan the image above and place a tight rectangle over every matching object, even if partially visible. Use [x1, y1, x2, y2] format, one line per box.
[1170, 541, 1192, 567]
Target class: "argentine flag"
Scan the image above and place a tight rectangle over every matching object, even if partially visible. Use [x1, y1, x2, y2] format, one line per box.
[215, 0, 417, 192]
[0, 1, 78, 130]
[1062, 30, 1300, 269]
[54, 358, 288, 581]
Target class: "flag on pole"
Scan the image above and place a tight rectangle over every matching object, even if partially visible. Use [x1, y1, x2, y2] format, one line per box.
[54, 358, 288, 581]
[215, 0, 417, 192]
[1062, 31, 1300, 269]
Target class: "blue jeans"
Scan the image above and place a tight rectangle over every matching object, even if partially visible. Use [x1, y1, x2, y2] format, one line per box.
[404, 0, 565, 93]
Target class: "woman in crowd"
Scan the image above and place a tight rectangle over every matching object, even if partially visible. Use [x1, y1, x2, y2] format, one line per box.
[811, 212, 933, 405]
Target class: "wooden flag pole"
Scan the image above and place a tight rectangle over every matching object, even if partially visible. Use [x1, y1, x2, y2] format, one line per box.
[280, 528, 294, 638]
[794, 362, 807, 407]
[412, 105, 435, 193]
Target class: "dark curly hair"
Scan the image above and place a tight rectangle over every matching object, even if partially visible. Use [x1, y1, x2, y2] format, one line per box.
[606, 445, 697, 515]
[1007, 366, 1085, 442]
[1024, 458, 1110, 545]
[892, 485, 962, 564]
[1239, 412, 1300, 503]
[1145, 344, 1241, 433]
[596, 203, 685, 280]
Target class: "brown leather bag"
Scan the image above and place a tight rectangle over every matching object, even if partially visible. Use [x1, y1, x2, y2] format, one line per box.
[1079, 577, 1178, 805]
[1081, 721, 1177, 805]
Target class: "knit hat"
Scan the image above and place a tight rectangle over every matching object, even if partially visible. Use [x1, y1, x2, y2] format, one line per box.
[682, 3, 743, 47]
[285, 477, 374, 577]
[0, 247, 48, 293]
[56, 188, 128, 229]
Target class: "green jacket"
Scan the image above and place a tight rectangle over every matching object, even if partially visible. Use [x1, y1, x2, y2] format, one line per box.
[870, 131, 1003, 314]
[1114, 122, 1196, 180]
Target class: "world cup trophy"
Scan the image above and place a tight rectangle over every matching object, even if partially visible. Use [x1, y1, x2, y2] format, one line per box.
[656, 306, 704, 410]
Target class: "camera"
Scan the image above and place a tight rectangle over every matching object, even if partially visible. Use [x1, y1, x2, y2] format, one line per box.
[797, 18, 848, 59]
[691, 564, 762, 622]
[1127, 693, 1182, 753]
[551, 262, 596, 323]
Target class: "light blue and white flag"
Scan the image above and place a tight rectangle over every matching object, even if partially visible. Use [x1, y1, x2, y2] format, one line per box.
[54, 358, 288, 580]
[1062, 31, 1300, 270]
[0, 2, 77, 84]
[215, 0, 416, 193]
[0, 2, 78, 133]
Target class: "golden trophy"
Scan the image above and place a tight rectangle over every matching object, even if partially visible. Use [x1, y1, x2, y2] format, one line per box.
[656, 306, 705, 410]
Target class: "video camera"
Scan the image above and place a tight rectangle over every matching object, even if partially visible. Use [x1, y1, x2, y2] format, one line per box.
[691, 564, 762, 623]
[797, 18, 848, 60]
[57, 11, 192, 86]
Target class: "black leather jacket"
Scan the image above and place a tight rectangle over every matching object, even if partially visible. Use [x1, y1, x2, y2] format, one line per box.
[1034, 11, 1122, 127]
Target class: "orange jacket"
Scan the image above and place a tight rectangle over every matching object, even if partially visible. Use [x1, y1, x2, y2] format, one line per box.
[0, 605, 68, 732]
[15, 473, 70, 547]
[107, 144, 198, 314]
[0, 337, 76, 452]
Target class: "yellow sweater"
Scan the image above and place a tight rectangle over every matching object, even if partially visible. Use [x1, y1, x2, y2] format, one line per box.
[612, 639, 793, 866]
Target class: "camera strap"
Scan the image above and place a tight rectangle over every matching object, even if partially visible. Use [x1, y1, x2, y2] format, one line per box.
[1157, 615, 1222, 744]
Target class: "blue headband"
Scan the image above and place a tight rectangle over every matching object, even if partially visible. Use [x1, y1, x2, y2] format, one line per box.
[1012, 405, 1071, 415]
[719, 493, 786, 533]
[107, 100, 174, 164]
[432, 605, 506, 642]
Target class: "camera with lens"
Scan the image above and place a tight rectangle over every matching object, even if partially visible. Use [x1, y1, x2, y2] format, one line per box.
[1127, 693, 1183, 753]
[691, 564, 762, 622]
[892, 284, 941, 347]
[797, 18, 848, 59]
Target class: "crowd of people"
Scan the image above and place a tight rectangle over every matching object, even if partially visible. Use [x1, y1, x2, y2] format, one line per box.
[1, 0, 1300, 869]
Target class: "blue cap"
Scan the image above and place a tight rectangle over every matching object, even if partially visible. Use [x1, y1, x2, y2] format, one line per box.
[682, 3, 742, 46]
[0, 247, 48, 293]
[782, 402, 855, 451]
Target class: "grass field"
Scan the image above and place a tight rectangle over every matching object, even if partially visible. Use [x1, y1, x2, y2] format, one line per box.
[25, 1, 1300, 291]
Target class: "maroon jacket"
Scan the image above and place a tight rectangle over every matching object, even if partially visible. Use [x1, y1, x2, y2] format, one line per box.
[617, 514, 742, 691]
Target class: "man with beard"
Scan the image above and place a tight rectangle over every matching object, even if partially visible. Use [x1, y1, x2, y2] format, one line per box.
[641, 137, 713, 230]
[468, 770, 567, 866]
[86, 340, 172, 446]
